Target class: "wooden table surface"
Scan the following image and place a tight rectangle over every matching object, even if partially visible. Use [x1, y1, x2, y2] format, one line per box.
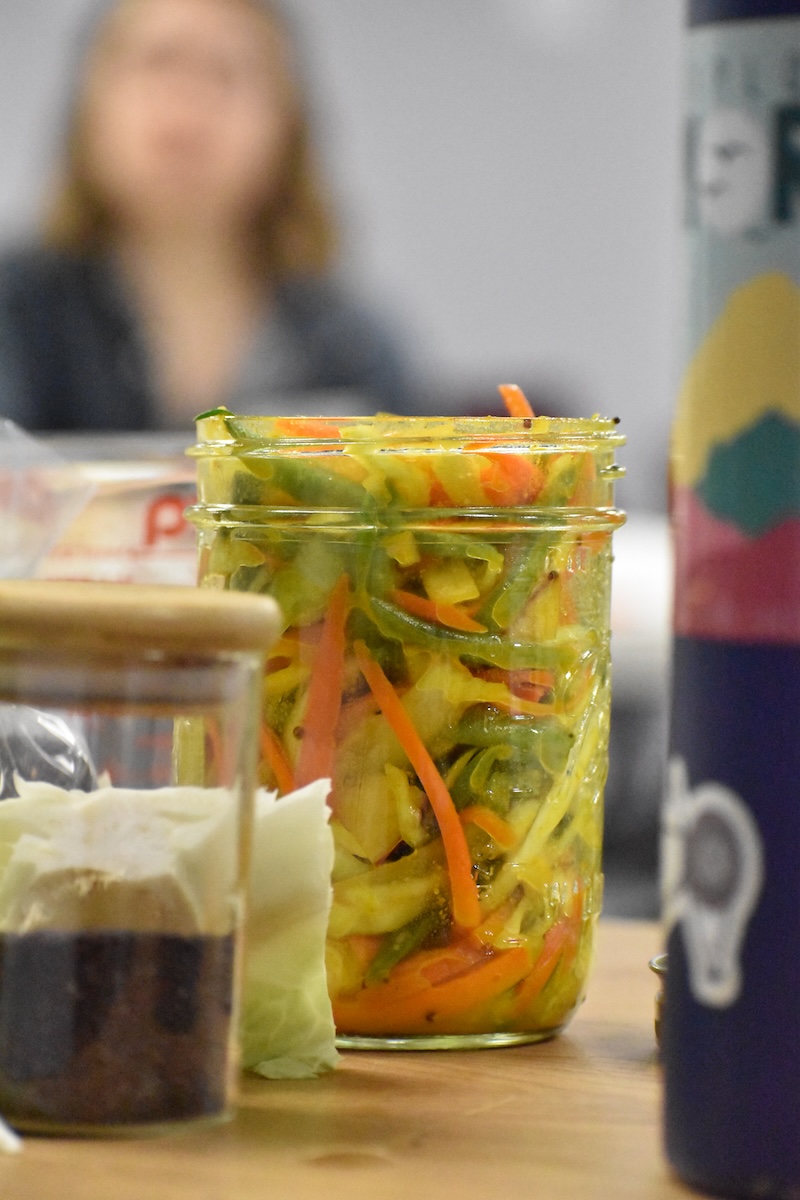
[0, 919, 696, 1200]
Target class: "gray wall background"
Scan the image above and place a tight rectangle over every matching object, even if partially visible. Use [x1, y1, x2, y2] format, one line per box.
[0, 0, 684, 511]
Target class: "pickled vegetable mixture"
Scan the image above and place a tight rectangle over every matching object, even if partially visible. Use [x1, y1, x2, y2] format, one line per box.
[190, 412, 623, 1040]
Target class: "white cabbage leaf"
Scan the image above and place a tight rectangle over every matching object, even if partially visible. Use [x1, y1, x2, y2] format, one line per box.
[241, 779, 338, 1079]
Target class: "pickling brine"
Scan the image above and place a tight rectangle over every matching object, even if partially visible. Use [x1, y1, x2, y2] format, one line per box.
[189, 410, 624, 1047]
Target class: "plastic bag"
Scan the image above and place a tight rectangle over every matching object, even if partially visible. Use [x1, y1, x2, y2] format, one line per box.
[0, 707, 97, 800]
[0, 423, 98, 801]
[0, 420, 94, 579]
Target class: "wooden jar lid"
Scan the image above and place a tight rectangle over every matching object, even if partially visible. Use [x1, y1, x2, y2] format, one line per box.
[0, 581, 280, 657]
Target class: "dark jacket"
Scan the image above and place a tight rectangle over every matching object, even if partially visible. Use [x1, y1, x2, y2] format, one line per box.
[0, 247, 413, 432]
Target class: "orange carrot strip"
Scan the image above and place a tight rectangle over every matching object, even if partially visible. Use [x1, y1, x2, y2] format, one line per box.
[260, 724, 294, 795]
[474, 666, 555, 694]
[559, 886, 585, 979]
[498, 452, 544, 499]
[509, 919, 575, 1019]
[391, 589, 487, 634]
[206, 720, 223, 764]
[347, 934, 383, 974]
[204, 719, 226, 785]
[333, 946, 531, 1035]
[498, 383, 535, 418]
[568, 451, 597, 505]
[472, 897, 521, 947]
[273, 417, 341, 440]
[510, 682, 551, 703]
[578, 530, 608, 556]
[385, 937, 489, 994]
[428, 478, 452, 507]
[479, 453, 544, 506]
[295, 574, 350, 788]
[459, 805, 516, 849]
[353, 639, 482, 929]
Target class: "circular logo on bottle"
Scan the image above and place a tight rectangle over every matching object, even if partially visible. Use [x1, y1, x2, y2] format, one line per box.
[683, 808, 743, 908]
[662, 757, 764, 1007]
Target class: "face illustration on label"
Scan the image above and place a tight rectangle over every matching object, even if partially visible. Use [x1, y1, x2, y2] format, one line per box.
[662, 757, 764, 1007]
[696, 107, 770, 235]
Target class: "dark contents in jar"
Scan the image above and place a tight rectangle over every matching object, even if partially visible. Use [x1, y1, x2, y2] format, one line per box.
[0, 930, 234, 1126]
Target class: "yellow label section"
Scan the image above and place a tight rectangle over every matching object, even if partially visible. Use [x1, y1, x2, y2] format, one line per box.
[673, 271, 800, 488]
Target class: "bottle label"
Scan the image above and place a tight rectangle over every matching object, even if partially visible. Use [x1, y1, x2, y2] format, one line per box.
[674, 19, 800, 642]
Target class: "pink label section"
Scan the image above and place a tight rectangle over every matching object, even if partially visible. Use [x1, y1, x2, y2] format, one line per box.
[672, 486, 800, 643]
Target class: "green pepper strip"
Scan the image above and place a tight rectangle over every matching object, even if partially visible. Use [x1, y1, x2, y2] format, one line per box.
[231, 472, 271, 506]
[449, 744, 517, 815]
[240, 456, 376, 510]
[410, 531, 505, 568]
[454, 706, 574, 773]
[366, 541, 399, 598]
[346, 608, 406, 680]
[476, 538, 551, 631]
[364, 907, 444, 986]
[367, 595, 570, 671]
[230, 561, 274, 594]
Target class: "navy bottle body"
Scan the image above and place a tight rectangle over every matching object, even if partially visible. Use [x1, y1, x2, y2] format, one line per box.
[665, 640, 800, 1197]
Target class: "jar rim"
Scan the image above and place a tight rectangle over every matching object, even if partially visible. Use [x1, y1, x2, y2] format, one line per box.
[189, 411, 625, 454]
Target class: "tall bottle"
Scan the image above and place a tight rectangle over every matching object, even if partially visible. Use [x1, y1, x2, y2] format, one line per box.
[662, 2, 800, 1196]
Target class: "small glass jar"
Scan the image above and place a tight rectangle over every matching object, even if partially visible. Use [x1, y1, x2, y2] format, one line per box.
[189, 412, 625, 1048]
[0, 580, 278, 1134]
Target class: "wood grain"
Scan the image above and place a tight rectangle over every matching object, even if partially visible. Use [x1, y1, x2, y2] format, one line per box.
[0, 920, 692, 1200]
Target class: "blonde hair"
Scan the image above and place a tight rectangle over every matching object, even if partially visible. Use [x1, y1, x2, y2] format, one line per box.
[42, 0, 338, 281]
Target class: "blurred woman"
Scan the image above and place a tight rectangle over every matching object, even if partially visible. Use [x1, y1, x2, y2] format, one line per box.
[0, 0, 411, 431]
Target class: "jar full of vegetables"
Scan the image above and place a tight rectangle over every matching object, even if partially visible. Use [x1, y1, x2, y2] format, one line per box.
[189, 409, 625, 1047]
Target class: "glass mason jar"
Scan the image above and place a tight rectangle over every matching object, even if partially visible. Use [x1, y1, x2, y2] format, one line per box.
[0, 581, 278, 1134]
[189, 412, 625, 1048]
